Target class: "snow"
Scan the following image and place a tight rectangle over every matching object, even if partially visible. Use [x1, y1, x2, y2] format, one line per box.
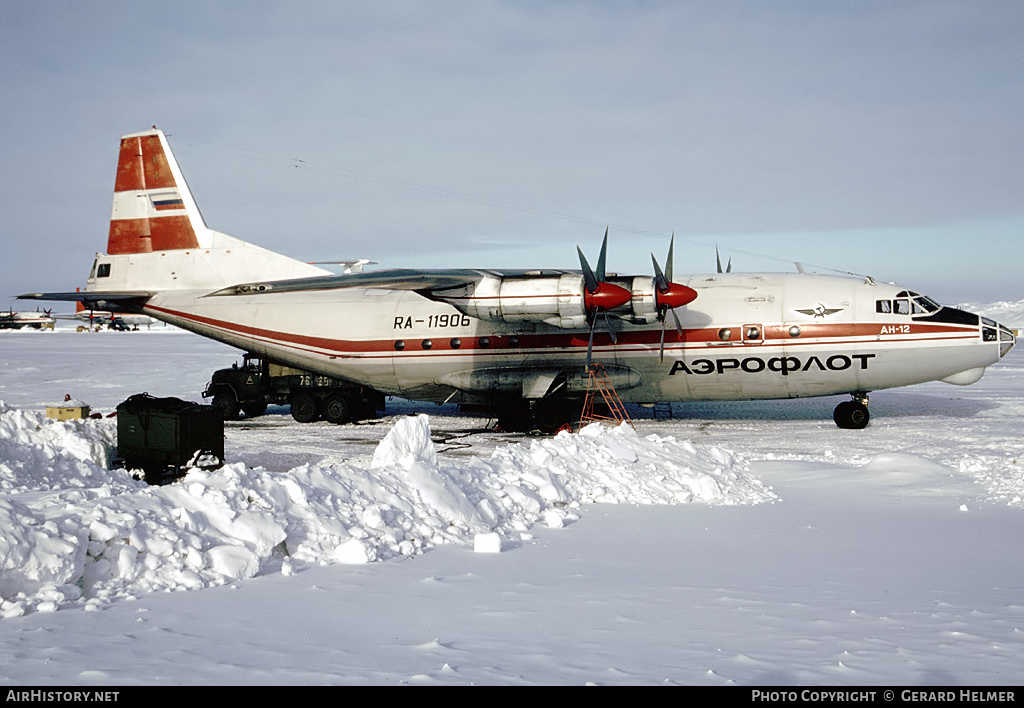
[1, 314, 1023, 684]
[0, 403, 771, 618]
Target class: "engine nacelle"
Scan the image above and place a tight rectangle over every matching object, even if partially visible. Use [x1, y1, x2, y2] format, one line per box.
[431, 274, 667, 329]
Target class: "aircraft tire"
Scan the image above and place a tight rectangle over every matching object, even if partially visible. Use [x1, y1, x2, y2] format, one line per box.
[533, 398, 580, 435]
[833, 401, 869, 429]
[212, 393, 240, 422]
[323, 393, 352, 425]
[496, 397, 533, 433]
[290, 393, 320, 423]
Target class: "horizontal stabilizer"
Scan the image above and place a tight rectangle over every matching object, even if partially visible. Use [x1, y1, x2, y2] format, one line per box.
[19, 290, 152, 313]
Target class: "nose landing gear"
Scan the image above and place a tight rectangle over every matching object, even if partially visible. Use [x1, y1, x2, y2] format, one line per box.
[834, 394, 870, 429]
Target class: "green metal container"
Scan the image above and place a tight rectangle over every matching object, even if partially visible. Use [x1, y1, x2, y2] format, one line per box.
[116, 393, 224, 485]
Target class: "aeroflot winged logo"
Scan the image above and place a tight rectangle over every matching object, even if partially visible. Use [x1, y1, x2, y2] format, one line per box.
[795, 304, 844, 318]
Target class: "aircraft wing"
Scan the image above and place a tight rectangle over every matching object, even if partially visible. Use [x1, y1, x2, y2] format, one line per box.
[206, 268, 570, 297]
[20, 267, 580, 307]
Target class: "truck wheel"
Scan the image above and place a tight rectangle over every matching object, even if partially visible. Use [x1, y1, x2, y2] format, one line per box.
[241, 401, 268, 418]
[290, 393, 320, 423]
[212, 393, 240, 421]
[323, 393, 352, 425]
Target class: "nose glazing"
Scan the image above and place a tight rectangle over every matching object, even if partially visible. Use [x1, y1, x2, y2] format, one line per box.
[981, 314, 1017, 358]
[998, 323, 1015, 358]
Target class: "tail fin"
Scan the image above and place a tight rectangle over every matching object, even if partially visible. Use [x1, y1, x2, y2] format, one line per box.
[108, 128, 205, 254]
[88, 128, 329, 292]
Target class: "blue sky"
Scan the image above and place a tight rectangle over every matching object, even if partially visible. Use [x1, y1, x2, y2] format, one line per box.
[2, 0, 1022, 306]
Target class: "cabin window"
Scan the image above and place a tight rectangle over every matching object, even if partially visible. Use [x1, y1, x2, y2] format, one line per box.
[876, 300, 892, 314]
[97, 263, 111, 278]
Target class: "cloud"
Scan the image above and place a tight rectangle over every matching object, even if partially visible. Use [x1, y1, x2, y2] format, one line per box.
[2, 1, 1022, 301]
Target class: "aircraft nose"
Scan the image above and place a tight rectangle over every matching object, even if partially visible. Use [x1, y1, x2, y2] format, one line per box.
[985, 317, 1016, 359]
[999, 324, 1016, 358]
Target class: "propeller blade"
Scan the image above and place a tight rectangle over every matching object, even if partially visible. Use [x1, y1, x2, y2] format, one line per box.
[577, 247, 599, 293]
[604, 310, 617, 344]
[596, 226, 609, 282]
[716, 245, 732, 273]
[586, 316, 596, 367]
[657, 308, 684, 363]
[651, 253, 668, 294]
[665, 233, 674, 283]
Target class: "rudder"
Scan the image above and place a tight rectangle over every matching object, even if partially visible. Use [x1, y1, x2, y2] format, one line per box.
[107, 128, 203, 254]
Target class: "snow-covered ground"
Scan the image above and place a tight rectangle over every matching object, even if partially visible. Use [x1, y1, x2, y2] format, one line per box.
[1, 307, 1023, 685]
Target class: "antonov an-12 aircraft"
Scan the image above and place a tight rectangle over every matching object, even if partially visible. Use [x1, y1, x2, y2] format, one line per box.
[20, 128, 1016, 431]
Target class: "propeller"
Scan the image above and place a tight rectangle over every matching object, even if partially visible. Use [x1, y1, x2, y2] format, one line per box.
[716, 245, 731, 274]
[577, 228, 632, 365]
[650, 234, 698, 362]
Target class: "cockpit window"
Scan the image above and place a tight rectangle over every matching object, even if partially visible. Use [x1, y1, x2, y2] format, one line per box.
[878, 294, 941, 316]
[97, 263, 111, 278]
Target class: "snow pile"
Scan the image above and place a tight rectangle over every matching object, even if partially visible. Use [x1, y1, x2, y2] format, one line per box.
[0, 401, 121, 491]
[0, 411, 773, 618]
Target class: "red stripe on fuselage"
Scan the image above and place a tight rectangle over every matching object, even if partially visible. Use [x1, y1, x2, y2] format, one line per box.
[147, 304, 979, 361]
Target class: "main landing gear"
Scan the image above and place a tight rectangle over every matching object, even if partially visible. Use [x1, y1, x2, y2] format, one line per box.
[496, 396, 582, 435]
[833, 393, 870, 429]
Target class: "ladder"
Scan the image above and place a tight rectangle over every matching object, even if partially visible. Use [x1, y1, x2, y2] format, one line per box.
[578, 363, 635, 430]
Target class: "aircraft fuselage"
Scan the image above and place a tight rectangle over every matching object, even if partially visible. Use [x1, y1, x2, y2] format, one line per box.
[139, 271, 1011, 406]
